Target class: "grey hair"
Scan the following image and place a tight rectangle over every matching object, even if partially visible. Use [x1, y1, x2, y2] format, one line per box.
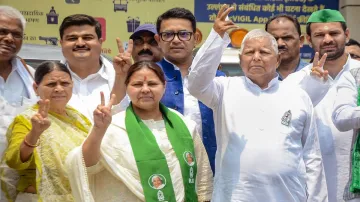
[0, 6, 26, 30]
[239, 29, 278, 55]
[152, 175, 162, 183]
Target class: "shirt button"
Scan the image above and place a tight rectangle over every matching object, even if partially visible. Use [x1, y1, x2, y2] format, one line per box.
[174, 106, 178, 110]
[174, 91, 179, 95]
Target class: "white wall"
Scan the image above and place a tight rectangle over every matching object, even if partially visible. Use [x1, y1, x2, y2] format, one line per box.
[340, 0, 360, 42]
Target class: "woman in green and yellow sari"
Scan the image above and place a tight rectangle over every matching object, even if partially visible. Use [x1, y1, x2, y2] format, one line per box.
[2, 61, 93, 201]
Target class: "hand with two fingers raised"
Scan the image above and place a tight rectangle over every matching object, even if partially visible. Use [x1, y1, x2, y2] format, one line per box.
[30, 99, 51, 137]
[310, 52, 329, 81]
[83, 92, 117, 167]
[20, 99, 51, 162]
[93, 92, 116, 133]
[113, 38, 134, 77]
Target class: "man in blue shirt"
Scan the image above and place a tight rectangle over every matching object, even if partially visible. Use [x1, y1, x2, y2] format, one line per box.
[154, 8, 227, 173]
[265, 14, 309, 80]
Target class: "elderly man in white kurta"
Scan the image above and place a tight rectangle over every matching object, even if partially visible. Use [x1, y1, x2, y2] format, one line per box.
[0, 6, 37, 154]
[0, 6, 37, 202]
[187, 5, 327, 202]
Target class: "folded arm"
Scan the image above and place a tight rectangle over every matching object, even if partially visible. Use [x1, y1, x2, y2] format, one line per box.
[284, 67, 331, 107]
[332, 70, 360, 132]
[5, 116, 36, 170]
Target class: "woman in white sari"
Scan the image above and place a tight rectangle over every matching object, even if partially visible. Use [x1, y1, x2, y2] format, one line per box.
[66, 61, 213, 202]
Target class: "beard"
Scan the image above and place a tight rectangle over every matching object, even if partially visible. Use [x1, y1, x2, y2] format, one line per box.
[320, 46, 345, 61]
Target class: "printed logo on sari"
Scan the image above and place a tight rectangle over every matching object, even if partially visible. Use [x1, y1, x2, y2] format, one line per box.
[148, 174, 167, 201]
[183, 151, 195, 166]
[148, 174, 166, 190]
[183, 151, 195, 183]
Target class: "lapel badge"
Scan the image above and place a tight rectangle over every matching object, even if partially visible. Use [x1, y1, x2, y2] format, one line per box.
[281, 110, 292, 126]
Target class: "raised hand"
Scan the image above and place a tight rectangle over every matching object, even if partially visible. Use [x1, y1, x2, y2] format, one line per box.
[93, 92, 116, 131]
[213, 4, 238, 37]
[310, 52, 329, 81]
[113, 38, 133, 77]
[30, 99, 51, 136]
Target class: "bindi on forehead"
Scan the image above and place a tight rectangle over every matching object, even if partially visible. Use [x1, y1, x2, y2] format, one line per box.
[144, 76, 147, 81]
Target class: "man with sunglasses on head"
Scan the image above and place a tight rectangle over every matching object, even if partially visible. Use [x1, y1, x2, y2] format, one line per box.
[129, 24, 163, 63]
[154, 7, 225, 175]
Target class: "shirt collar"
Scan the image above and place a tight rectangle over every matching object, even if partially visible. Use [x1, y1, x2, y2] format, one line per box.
[297, 59, 309, 71]
[98, 58, 108, 80]
[342, 53, 351, 72]
[10, 57, 20, 72]
[164, 57, 180, 70]
[331, 53, 351, 81]
[277, 57, 309, 81]
[245, 73, 279, 92]
[65, 57, 108, 81]
[163, 57, 192, 72]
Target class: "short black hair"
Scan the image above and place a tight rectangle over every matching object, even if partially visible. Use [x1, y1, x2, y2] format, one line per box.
[35, 61, 71, 85]
[265, 14, 301, 36]
[306, 21, 347, 36]
[346, 38, 360, 47]
[156, 8, 196, 33]
[59, 14, 101, 39]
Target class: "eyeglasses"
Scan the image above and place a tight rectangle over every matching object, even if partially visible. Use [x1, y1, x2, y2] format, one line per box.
[0, 28, 23, 40]
[159, 31, 193, 42]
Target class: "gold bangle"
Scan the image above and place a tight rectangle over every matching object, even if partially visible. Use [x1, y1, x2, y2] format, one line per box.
[23, 136, 39, 148]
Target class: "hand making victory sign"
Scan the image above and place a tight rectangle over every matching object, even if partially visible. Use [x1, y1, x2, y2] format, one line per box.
[93, 92, 116, 132]
[113, 38, 134, 77]
[111, 38, 134, 104]
[310, 52, 329, 81]
[83, 92, 116, 167]
[30, 99, 51, 136]
[213, 4, 238, 38]
[20, 99, 51, 162]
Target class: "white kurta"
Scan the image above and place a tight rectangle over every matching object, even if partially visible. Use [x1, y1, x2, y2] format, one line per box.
[332, 67, 360, 201]
[170, 62, 203, 139]
[291, 57, 360, 202]
[0, 57, 36, 152]
[188, 29, 328, 202]
[65, 109, 213, 202]
[0, 57, 37, 202]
